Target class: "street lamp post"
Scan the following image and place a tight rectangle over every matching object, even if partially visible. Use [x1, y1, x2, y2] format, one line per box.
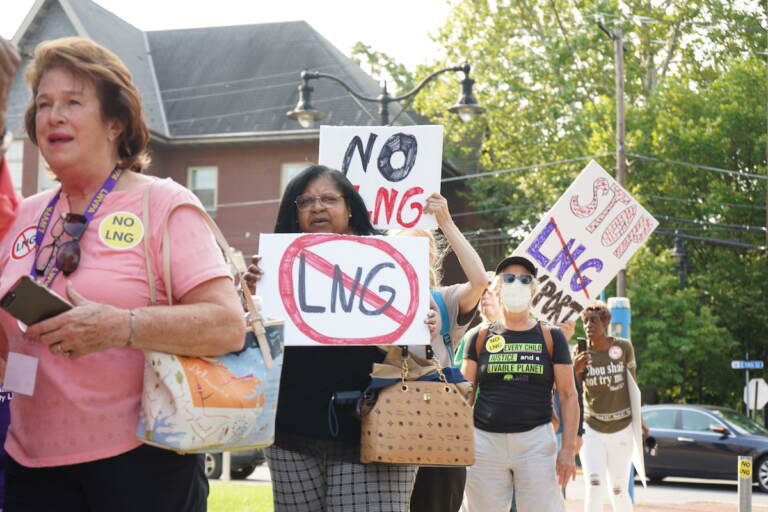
[287, 64, 484, 127]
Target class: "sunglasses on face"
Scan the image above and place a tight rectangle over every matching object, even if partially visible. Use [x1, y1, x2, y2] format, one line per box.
[500, 273, 534, 285]
[295, 192, 343, 211]
[35, 213, 88, 277]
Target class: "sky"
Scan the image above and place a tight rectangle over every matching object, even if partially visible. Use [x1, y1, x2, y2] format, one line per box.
[0, 0, 451, 70]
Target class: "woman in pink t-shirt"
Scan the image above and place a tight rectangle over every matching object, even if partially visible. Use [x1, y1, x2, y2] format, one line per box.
[0, 37, 244, 511]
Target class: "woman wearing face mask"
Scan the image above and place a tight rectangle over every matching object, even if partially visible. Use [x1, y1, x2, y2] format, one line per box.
[460, 255, 579, 512]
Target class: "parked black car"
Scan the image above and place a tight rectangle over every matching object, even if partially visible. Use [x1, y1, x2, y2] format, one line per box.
[204, 448, 266, 480]
[642, 404, 768, 492]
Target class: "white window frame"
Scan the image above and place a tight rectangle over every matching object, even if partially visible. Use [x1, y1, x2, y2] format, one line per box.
[5, 140, 23, 196]
[280, 162, 311, 194]
[187, 166, 218, 217]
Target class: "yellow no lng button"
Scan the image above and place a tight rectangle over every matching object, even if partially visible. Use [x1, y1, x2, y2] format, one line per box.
[99, 212, 144, 250]
[485, 335, 505, 354]
[739, 459, 752, 478]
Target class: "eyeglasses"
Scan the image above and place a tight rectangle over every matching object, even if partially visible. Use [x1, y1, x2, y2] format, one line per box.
[501, 273, 534, 285]
[295, 192, 343, 211]
[34, 213, 88, 277]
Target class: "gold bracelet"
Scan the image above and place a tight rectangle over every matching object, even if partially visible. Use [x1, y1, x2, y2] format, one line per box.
[126, 310, 136, 347]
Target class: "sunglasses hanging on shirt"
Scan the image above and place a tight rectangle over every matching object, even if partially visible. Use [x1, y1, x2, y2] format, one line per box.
[34, 213, 88, 277]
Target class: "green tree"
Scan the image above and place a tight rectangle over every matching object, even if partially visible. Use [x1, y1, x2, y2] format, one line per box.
[353, 0, 767, 406]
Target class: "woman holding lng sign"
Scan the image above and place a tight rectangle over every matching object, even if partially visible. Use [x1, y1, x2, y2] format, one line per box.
[245, 164, 438, 512]
[575, 301, 647, 512]
[461, 255, 579, 512]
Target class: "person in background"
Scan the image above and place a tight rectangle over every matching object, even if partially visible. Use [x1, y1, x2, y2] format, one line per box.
[461, 255, 579, 512]
[394, 193, 488, 512]
[0, 37, 20, 512]
[0, 38, 21, 238]
[0, 37, 245, 511]
[575, 301, 647, 512]
[454, 271, 498, 368]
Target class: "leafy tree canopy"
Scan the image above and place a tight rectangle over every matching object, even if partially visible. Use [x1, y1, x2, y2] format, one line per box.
[353, 0, 767, 407]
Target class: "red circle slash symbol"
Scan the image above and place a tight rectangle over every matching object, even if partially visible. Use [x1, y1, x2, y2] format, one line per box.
[279, 234, 419, 345]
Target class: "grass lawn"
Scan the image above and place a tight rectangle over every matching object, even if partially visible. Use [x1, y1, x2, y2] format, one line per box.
[208, 481, 273, 512]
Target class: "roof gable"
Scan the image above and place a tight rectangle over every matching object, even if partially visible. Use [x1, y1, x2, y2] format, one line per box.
[148, 21, 415, 136]
[8, 1, 416, 141]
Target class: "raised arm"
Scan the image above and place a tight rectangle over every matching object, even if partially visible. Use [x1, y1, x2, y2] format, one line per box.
[425, 193, 489, 314]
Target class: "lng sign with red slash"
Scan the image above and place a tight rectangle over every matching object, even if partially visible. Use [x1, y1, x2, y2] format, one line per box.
[258, 233, 430, 346]
[512, 160, 658, 324]
[318, 125, 443, 230]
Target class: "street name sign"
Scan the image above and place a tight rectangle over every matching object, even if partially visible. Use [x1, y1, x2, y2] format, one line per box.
[731, 360, 765, 370]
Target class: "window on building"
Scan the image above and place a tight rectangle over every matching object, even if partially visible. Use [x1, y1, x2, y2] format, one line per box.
[5, 140, 23, 196]
[281, 162, 310, 194]
[38, 154, 58, 193]
[188, 166, 218, 217]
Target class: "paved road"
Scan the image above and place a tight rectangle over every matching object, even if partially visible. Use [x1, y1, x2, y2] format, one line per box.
[246, 465, 768, 510]
[564, 473, 768, 510]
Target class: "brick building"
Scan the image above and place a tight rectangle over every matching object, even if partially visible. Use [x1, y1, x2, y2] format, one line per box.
[7, 0, 472, 261]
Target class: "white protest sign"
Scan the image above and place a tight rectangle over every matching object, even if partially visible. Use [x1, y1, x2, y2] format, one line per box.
[318, 125, 443, 230]
[628, 372, 647, 488]
[258, 233, 430, 346]
[512, 160, 658, 324]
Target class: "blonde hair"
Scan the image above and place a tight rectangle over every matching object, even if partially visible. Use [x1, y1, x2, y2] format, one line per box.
[24, 37, 150, 172]
[479, 270, 498, 323]
[389, 228, 450, 289]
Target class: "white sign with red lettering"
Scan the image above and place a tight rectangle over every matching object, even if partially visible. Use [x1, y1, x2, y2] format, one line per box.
[512, 160, 658, 324]
[258, 233, 430, 346]
[318, 125, 443, 230]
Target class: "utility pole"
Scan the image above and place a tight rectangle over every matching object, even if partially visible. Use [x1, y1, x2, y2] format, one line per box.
[598, 20, 628, 296]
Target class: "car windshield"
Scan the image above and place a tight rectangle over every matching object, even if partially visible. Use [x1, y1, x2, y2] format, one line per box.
[712, 409, 768, 436]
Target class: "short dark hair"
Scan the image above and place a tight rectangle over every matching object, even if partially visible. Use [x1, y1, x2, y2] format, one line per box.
[581, 300, 612, 328]
[274, 165, 378, 235]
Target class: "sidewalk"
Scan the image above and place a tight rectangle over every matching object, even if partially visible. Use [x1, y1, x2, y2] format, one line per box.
[565, 500, 767, 511]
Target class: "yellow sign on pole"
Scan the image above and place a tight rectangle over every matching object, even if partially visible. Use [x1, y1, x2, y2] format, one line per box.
[739, 459, 752, 478]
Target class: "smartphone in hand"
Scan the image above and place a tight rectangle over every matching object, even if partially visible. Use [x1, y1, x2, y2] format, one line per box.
[577, 337, 587, 354]
[0, 275, 73, 325]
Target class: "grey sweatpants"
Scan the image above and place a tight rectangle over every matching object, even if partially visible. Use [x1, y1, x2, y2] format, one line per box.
[464, 423, 565, 512]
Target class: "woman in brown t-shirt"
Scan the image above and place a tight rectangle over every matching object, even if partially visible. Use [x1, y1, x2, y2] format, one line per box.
[575, 301, 647, 512]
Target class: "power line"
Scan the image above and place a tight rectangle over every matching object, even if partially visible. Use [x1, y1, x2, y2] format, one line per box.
[653, 230, 766, 251]
[159, 64, 341, 94]
[656, 215, 766, 233]
[637, 193, 765, 211]
[165, 94, 352, 125]
[441, 154, 612, 183]
[630, 153, 767, 180]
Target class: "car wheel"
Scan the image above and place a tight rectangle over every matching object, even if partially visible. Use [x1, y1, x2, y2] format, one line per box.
[756, 456, 768, 493]
[231, 462, 258, 480]
[204, 453, 223, 479]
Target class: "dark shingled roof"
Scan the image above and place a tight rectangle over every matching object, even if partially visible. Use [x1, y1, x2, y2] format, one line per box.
[9, 0, 417, 140]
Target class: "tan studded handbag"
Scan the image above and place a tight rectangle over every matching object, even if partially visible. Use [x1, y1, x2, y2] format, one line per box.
[359, 347, 475, 466]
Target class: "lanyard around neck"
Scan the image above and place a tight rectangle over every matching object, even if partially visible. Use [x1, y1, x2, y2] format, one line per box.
[31, 167, 123, 286]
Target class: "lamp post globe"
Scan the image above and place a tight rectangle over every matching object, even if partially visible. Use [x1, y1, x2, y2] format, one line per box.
[287, 64, 483, 127]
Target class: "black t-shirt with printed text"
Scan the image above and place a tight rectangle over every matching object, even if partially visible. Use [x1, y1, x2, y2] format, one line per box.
[465, 321, 571, 433]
